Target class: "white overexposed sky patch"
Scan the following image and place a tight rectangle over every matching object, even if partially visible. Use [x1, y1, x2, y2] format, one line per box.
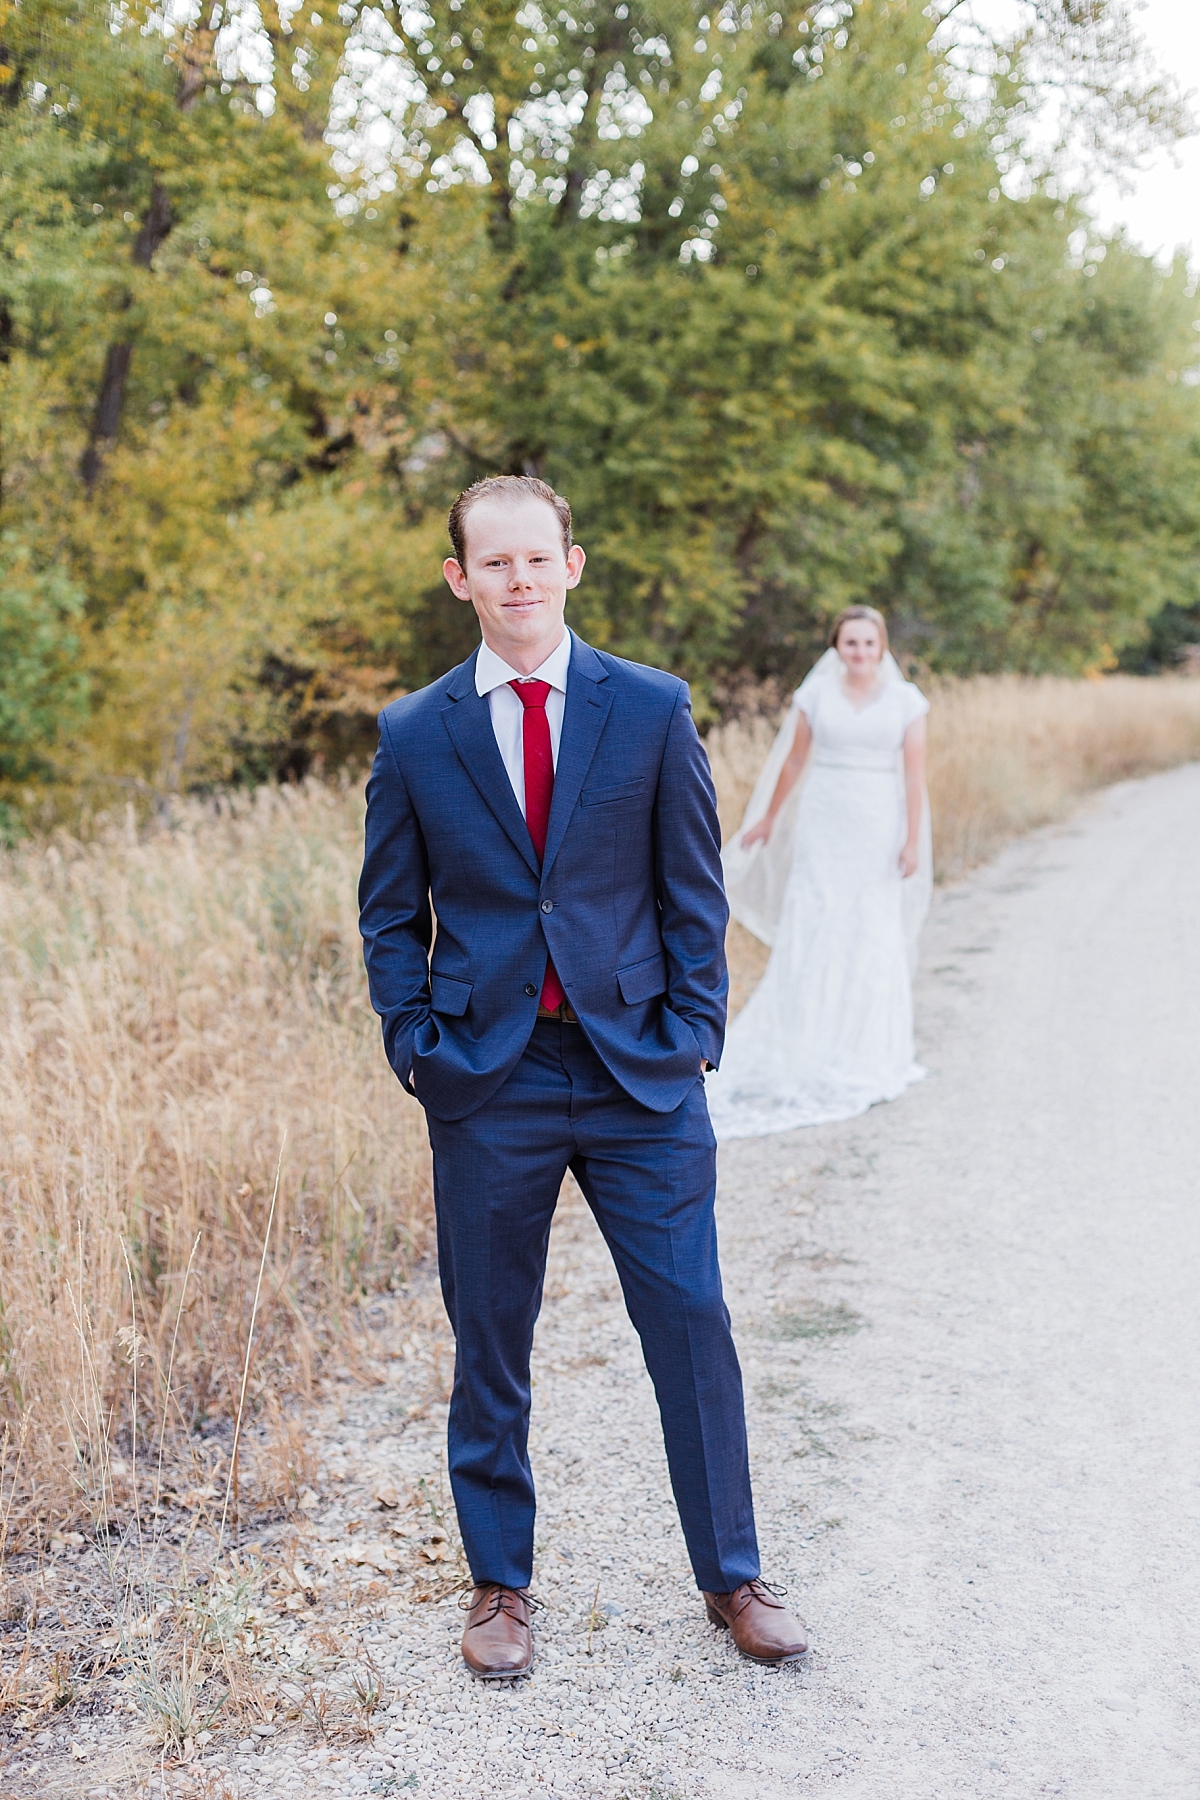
[1085, 0, 1200, 263]
[945, 0, 1200, 265]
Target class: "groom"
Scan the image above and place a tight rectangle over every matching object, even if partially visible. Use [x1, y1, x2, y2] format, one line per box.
[359, 475, 806, 1677]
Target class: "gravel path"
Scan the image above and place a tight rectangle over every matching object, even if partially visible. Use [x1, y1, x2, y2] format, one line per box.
[38, 763, 1199, 1800]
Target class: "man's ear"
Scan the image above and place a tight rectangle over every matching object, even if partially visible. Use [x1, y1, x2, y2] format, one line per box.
[565, 544, 586, 588]
[443, 556, 471, 601]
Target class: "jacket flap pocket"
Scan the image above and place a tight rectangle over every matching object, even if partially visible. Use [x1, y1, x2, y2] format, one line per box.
[617, 952, 667, 1005]
[581, 777, 646, 807]
[430, 972, 472, 1017]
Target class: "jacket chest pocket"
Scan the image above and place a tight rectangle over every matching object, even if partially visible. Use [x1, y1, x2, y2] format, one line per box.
[580, 777, 646, 807]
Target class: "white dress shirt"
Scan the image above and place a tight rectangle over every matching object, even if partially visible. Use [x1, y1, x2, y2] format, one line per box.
[475, 628, 571, 818]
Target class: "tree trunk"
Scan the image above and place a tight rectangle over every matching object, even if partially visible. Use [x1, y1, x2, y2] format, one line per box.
[78, 21, 215, 487]
[79, 30, 195, 497]
[79, 181, 173, 489]
[131, 181, 173, 269]
[79, 342, 134, 489]
[176, 25, 216, 114]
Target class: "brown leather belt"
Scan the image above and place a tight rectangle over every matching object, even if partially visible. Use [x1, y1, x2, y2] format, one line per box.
[536, 1000, 579, 1023]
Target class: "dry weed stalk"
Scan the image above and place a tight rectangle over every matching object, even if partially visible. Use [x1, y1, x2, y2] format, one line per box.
[0, 1416, 30, 1609]
[219, 1137, 285, 1551]
[253, 1392, 320, 1512]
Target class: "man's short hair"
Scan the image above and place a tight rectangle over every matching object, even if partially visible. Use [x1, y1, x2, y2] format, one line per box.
[448, 475, 573, 568]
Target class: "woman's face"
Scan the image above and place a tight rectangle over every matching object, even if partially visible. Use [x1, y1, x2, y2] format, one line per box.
[837, 619, 884, 675]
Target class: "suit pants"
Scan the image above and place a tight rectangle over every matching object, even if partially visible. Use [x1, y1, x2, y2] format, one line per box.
[425, 1017, 760, 1594]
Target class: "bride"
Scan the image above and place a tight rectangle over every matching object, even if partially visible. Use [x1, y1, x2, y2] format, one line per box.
[706, 606, 932, 1142]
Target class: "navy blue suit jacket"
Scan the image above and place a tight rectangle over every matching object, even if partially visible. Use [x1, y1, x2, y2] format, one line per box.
[358, 633, 729, 1121]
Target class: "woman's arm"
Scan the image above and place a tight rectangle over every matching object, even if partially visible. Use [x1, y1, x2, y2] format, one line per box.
[741, 710, 813, 848]
[900, 716, 926, 878]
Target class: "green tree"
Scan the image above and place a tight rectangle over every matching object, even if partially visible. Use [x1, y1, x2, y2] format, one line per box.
[0, 535, 88, 803]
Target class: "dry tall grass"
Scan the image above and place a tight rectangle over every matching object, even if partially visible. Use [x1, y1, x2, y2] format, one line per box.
[922, 674, 1200, 875]
[3, 675, 1200, 1529]
[0, 782, 430, 1534]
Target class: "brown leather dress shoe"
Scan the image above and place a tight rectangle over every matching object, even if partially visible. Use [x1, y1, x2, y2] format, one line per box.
[459, 1584, 537, 1679]
[702, 1579, 809, 1664]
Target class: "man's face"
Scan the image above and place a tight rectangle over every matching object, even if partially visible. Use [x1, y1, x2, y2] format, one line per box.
[443, 497, 586, 659]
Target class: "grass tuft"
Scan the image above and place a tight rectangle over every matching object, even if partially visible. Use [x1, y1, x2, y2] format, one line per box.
[127, 1638, 225, 1754]
[770, 1302, 864, 1341]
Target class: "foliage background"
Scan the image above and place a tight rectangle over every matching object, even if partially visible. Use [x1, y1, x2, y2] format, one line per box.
[2, 0, 1200, 814]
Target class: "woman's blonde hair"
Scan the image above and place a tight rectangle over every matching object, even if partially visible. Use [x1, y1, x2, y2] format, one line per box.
[829, 605, 889, 655]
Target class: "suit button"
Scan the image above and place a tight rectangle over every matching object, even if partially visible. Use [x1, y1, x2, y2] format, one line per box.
[524, 983, 537, 996]
[540, 900, 554, 914]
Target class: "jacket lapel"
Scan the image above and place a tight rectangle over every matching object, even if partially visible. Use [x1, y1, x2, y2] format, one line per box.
[440, 653, 540, 877]
[541, 637, 613, 881]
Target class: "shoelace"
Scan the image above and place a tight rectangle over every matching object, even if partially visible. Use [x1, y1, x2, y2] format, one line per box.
[459, 1583, 545, 1629]
[728, 1578, 788, 1618]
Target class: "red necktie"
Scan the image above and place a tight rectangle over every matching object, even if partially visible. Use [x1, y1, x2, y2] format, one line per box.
[509, 679, 566, 1012]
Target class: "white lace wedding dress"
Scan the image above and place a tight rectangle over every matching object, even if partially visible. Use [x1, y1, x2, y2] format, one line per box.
[706, 652, 931, 1142]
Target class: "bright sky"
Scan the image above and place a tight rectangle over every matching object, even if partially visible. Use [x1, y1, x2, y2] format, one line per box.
[1086, 0, 1200, 263]
[957, 0, 1200, 263]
